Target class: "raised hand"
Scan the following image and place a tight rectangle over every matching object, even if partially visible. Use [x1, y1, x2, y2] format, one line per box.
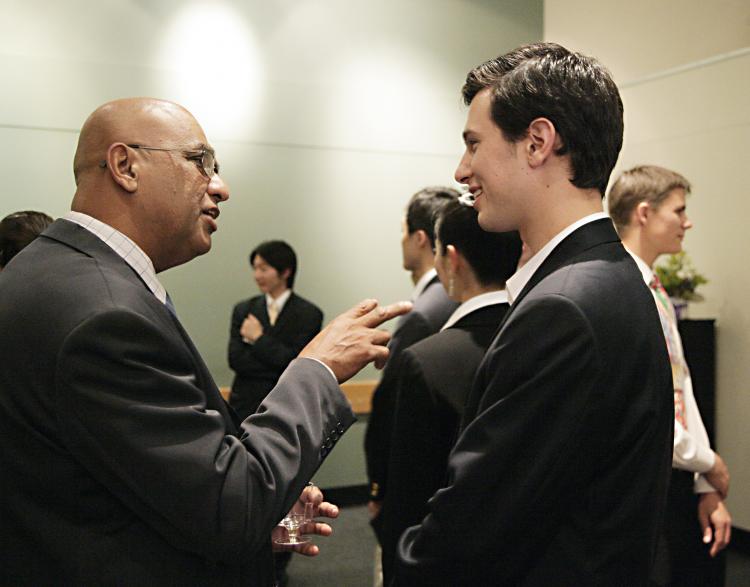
[300, 299, 411, 382]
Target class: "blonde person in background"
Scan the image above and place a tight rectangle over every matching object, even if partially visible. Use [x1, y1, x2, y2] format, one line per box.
[609, 164, 731, 586]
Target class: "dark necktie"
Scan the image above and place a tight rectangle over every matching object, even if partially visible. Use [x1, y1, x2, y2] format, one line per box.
[165, 292, 178, 317]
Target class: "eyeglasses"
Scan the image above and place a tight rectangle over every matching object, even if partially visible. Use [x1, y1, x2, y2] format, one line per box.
[99, 144, 220, 178]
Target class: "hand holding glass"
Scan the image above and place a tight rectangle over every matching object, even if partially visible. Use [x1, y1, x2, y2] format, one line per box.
[275, 513, 310, 545]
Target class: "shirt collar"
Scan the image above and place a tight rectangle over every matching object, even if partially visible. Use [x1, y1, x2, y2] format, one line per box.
[624, 245, 654, 286]
[63, 211, 167, 303]
[266, 288, 292, 313]
[440, 289, 508, 331]
[506, 212, 609, 304]
[412, 267, 437, 301]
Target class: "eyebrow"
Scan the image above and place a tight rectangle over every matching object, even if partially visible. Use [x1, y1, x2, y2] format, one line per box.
[185, 142, 209, 152]
[462, 130, 476, 143]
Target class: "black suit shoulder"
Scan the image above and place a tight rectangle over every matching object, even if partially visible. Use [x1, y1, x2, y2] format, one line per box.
[406, 304, 507, 412]
[379, 302, 507, 583]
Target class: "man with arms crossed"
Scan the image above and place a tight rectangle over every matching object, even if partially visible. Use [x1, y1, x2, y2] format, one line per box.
[0, 98, 408, 586]
[608, 165, 731, 586]
[394, 43, 674, 585]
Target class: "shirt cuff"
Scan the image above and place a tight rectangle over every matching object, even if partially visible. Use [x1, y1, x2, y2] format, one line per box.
[301, 357, 337, 383]
[694, 474, 718, 494]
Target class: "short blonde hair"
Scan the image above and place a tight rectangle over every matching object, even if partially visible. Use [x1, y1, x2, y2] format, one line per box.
[608, 165, 691, 232]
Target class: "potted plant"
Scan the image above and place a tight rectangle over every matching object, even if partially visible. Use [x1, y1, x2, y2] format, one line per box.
[654, 251, 708, 319]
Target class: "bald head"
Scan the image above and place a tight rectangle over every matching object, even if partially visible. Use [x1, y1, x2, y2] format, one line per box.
[69, 97, 229, 272]
[73, 98, 199, 184]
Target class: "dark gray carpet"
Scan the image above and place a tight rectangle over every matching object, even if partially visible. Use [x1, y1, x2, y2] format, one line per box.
[286, 505, 376, 586]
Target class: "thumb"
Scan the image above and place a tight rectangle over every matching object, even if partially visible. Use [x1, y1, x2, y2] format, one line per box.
[698, 509, 712, 544]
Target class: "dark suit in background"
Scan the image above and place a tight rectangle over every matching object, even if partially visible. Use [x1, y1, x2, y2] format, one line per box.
[0, 220, 353, 586]
[228, 293, 323, 419]
[380, 302, 508, 583]
[364, 274, 457, 538]
[395, 219, 674, 585]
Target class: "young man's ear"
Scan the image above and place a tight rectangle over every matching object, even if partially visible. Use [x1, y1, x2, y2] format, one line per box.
[414, 229, 430, 249]
[526, 117, 558, 168]
[635, 201, 651, 227]
[281, 268, 292, 285]
[106, 143, 139, 193]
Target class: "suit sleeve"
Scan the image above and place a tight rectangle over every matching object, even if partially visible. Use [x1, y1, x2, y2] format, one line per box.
[56, 309, 354, 564]
[395, 295, 601, 584]
[252, 305, 323, 370]
[381, 349, 448, 583]
[365, 312, 431, 502]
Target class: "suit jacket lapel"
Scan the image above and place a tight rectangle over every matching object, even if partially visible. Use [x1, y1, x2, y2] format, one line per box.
[461, 218, 620, 428]
[502, 218, 619, 327]
[43, 220, 240, 434]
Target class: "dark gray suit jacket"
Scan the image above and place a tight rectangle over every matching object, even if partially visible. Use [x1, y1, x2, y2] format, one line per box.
[0, 219, 354, 586]
[395, 219, 673, 586]
[228, 292, 323, 420]
[364, 276, 457, 517]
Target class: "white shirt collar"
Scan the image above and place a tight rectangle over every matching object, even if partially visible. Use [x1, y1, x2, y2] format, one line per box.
[624, 245, 654, 286]
[63, 211, 167, 303]
[412, 267, 437, 301]
[440, 289, 508, 331]
[506, 212, 609, 304]
[266, 288, 292, 313]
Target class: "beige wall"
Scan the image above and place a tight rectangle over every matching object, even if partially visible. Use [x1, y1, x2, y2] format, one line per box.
[546, 0, 750, 529]
[0, 1, 543, 489]
[0, 0, 542, 384]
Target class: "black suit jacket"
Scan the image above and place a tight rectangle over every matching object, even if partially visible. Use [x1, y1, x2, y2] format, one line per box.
[0, 220, 354, 586]
[364, 276, 457, 512]
[380, 302, 508, 584]
[228, 293, 323, 419]
[395, 219, 674, 586]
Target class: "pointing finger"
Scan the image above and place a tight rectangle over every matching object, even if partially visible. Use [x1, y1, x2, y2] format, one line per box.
[359, 301, 412, 328]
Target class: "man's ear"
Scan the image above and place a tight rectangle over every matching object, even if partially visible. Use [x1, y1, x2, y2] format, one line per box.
[525, 117, 558, 169]
[281, 268, 292, 284]
[105, 143, 138, 193]
[414, 229, 430, 250]
[635, 201, 650, 227]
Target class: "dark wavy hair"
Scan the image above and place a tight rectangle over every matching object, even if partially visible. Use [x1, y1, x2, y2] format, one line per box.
[462, 42, 623, 197]
[0, 210, 54, 268]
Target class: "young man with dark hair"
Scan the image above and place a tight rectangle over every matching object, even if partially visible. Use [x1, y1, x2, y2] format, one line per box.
[393, 43, 673, 586]
[228, 240, 323, 420]
[609, 165, 731, 586]
[365, 187, 459, 541]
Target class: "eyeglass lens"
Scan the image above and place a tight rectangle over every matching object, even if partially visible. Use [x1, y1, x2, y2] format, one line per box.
[202, 150, 218, 177]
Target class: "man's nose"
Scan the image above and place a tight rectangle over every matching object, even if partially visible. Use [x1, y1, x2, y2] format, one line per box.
[208, 174, 230, 202]
[454, 152, 470, 184]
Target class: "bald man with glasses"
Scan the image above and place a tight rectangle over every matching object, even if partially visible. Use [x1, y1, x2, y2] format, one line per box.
[0, 97, 409, 586]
